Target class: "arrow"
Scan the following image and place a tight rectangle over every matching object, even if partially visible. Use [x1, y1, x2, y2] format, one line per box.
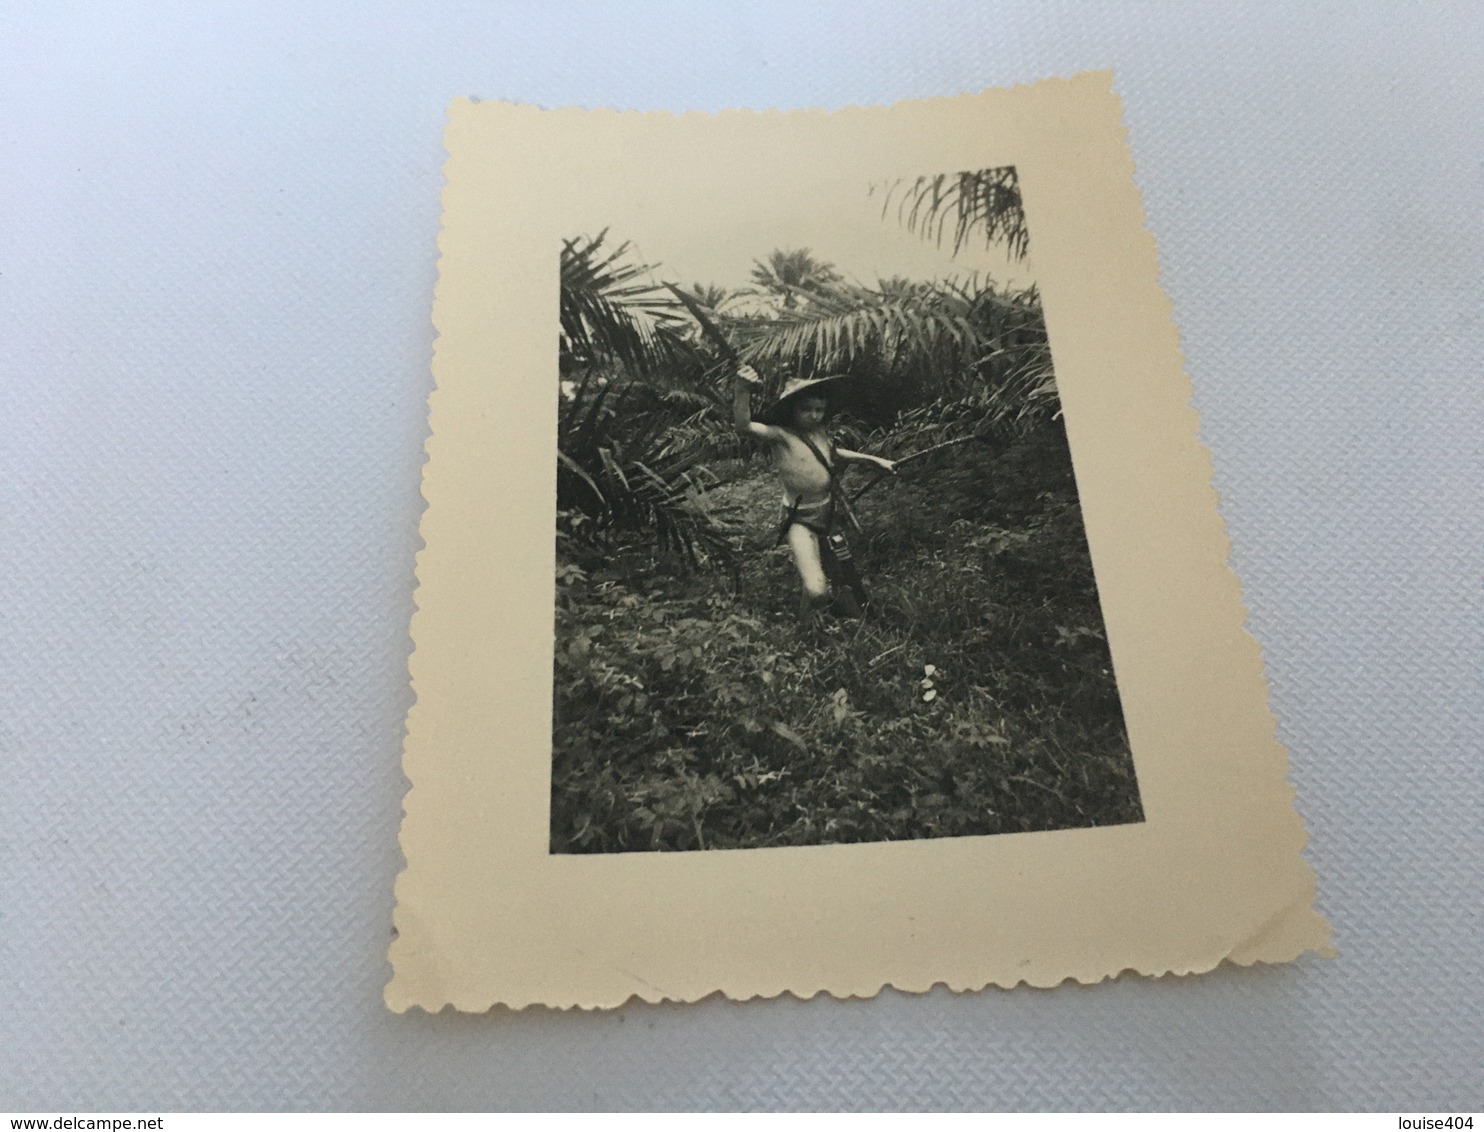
[849, 435, 986, 503]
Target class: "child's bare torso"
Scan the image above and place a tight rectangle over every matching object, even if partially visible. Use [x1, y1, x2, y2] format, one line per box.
[770, 428, 834, 503]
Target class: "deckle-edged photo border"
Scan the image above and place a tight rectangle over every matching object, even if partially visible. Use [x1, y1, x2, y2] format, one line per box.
[388, 72, 1331, 1013]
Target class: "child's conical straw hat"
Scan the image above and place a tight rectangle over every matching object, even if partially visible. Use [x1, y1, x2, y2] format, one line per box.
[758, 374, 849, 426]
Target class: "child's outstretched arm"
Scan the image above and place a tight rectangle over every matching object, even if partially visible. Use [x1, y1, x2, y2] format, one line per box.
[732, 365, 780, 441]
[835, 447, 897, 474]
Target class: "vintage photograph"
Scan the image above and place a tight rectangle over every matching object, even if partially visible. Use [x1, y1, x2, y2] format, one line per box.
[391, 83, 1330, 1011]
[550, 167, 1142, 853]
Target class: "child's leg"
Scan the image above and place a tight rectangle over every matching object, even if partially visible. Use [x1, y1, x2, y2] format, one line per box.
[785, 523, 830, 617]
[821, 533, 868, 614]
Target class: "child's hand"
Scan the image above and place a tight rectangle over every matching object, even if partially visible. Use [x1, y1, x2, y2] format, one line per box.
[736, 364, 763, 387]
[875, 457, 898, 474]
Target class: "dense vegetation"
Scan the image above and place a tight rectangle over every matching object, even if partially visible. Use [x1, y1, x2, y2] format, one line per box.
[550, 168, 1141, 853]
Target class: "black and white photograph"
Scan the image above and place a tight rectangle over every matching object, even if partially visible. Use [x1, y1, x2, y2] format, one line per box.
[550, 167, 1143, 853]
[397, 77, 1332, 1011]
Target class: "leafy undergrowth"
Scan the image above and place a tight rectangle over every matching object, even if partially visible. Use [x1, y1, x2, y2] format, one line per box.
[550, 428, 1142, 853]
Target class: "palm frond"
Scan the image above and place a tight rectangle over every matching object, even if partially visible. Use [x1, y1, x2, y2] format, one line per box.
[739, 274, 1058, 432]
[738, 282, 983, 374]
[560, 232, 696, 376]
[558, 368, 739, 569]
[872, 167, 1029, 260]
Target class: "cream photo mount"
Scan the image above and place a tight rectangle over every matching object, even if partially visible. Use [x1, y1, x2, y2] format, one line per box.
[386, 72, 1330, 1013]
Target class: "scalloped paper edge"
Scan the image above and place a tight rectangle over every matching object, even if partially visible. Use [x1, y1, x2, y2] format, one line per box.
[387, 73, 1331, 1014]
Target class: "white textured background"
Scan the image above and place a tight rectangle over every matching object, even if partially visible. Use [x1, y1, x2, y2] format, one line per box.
[2, 0, 1481, 1112]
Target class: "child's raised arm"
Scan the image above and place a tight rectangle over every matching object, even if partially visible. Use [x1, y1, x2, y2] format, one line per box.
[732, 365, 779, 441]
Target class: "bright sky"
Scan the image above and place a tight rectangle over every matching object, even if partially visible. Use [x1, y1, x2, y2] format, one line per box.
[561, 171, 1033, 297]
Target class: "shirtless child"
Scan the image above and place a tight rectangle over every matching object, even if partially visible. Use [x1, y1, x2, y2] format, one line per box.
[733, 364, 896, 620]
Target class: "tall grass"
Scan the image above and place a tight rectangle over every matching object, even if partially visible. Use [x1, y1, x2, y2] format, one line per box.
[550, 420, 1140, 853]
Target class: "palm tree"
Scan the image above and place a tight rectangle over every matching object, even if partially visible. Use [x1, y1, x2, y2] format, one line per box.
[748, 248, 842, 309]
[558, 234, 738, 568]
[688, 282, 733, 311]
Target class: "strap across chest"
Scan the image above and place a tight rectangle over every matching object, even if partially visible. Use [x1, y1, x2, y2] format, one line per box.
[783, 429, 861, 534]
[790, 430, 836, 480]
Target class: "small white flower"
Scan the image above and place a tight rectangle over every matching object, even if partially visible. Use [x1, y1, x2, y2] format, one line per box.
[922, 689, 938, 703]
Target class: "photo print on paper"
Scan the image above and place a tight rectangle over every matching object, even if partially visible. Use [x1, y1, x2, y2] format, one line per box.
[550, 167, 1142, 853]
